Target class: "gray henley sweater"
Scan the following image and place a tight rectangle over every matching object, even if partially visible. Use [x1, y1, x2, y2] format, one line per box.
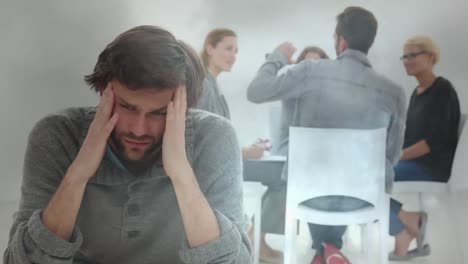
[3, 107, 251, 264]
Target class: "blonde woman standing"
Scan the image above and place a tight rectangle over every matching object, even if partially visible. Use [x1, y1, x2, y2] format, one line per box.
[197, 28, 267, 159]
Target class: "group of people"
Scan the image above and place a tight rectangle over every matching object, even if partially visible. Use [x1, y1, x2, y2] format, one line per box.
[3, 5, 461, 264]
[195, 6, 460, 264]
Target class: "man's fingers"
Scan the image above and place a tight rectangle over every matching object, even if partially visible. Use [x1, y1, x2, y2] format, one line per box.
[173, 86, 181, 115]
[277, 42, 297, 64]
[101, 87, 114, 118]
[97, 83, 112, 108]
[166, 101, 174, 121]
[96, 83, 115, 124]
[103, 113, 119, 136]
[180, 86, 187, 113]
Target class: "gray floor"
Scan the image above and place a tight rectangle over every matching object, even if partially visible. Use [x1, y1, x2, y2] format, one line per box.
[252, 191, 468, 264]
[1, 190, 468, 263]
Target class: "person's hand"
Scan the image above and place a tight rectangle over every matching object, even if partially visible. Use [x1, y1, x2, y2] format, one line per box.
[163, 86, 191, 180]
[254, 138, 272, 151]
[276, 42, 297, 64]
[243, 145, 265, 160]
[69, 83, 119, 182]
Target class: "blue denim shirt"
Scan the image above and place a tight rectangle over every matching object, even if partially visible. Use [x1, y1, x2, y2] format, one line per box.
[247, 49, 407, 192]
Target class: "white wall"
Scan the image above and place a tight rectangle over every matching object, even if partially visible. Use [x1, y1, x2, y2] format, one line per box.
[214, 0, 468, 146]
[1, 0, 467, 201]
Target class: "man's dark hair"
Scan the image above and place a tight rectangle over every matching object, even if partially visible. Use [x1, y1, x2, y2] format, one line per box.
[84, 25, 205, 108]
[335, 6, 378, 54]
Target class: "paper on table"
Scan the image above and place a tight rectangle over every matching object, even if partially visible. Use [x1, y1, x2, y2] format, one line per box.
[258, 155, 287, 162]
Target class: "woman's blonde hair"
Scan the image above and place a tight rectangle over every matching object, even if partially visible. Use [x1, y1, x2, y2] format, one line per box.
[405, 35, 440, 65]
[201, 28, 237, 68]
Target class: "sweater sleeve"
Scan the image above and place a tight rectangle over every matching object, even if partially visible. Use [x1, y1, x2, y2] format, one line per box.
[424, 82, 460, 152]
[195, 78, 219, 115]
[179, 116, 252, 264]
[3, 116, 83, 264]
[247, 48, 310, 103]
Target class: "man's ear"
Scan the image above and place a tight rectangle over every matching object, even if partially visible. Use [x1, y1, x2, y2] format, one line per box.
[340, 36, 348, 51]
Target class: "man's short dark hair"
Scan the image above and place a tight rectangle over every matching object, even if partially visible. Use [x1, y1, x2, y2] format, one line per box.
[335, 6, 378, 54]
[84, 25, 205, 108]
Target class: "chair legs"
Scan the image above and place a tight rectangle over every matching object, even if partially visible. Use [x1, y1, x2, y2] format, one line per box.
[360, 224, 366, 253]
[361, 223, 373, 263]
[418, 191, 465, 263]
[358, 220, 386, 264]
[253, 201, 262, 264]
[418, 192, 424, 211]
[379, 200, 390, 264]
[284, 214, 297, 264]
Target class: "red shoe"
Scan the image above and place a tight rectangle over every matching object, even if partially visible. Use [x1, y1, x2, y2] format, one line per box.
[322, 243, 351, 264]
[311, 253, 324, 264]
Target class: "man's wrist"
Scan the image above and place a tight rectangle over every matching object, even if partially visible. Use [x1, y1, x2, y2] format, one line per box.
[170, 161, 196, 187]
[65, 162, 93, 186]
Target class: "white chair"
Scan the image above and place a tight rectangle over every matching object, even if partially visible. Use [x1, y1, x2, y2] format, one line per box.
[243, 182, 267, 264]
[393, 114, 467, 198]
[284, 127, 389, 264]
[392, 114, 468, 262]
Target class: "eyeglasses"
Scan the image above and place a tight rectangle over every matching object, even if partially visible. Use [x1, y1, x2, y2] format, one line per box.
[400, 51, 427, 61]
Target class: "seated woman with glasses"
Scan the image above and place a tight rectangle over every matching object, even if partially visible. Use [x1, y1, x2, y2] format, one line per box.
[389, 36, 461, 260]
[398, 36, 460, 183]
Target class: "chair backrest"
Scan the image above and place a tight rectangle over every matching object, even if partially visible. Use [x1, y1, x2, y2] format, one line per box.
[450, 118, 468, 191]
[287, 127, 387, 208]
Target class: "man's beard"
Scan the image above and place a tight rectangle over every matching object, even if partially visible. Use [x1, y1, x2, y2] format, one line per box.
[109, 131, 163, 174]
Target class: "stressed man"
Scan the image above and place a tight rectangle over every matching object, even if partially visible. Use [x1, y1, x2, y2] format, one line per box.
[4, 26, 251, 264]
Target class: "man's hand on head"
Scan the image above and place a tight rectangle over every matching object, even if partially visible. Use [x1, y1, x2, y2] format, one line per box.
[162, 85, 192, 181]
[276, 42, 297, 64]
[68, 82, 119, 183]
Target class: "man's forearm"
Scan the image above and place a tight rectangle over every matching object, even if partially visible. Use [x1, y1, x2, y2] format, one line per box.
[247, 51, 286, 103]
[41, 166, 89, 241]
[171, 164, 221, 248]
